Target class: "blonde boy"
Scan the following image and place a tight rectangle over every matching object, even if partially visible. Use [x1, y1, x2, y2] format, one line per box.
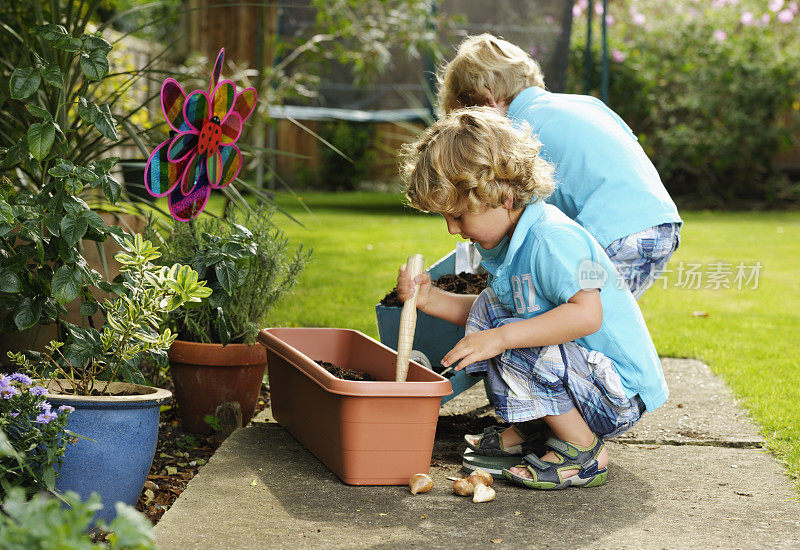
[438, 33, 682, 300]
[397, 108, 666, 489]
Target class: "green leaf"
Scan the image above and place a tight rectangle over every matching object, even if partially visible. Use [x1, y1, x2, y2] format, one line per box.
[10, 68, 41, 99]
[215, 261, 237, 296]
[64, 177, 84, 195]
[101, 174, 122, 203]
[84, 35, 112, 54]
[0, 269, 23, 293]
[77, 97, 98, 124]
[3, 139, 28, 168]
[52, 265, 83, 305]
[48, 161, 74, 178]
[0, 201, 14, 223]
[93, 156, 120, 173]
[27, 122, 56, 161]
[215, 307, 231, 346]
[94, 104, 118, 141]
[25, 104, 53, 121]
[54, 35, 82, 52]
[80, 208, 105, 231]
[60, 214, 89, 246]
[44, 213, 60, 236]
[79, 50, 109, 81]
[40, 65, 64, 89]
[75, 165, 99, 182]
[13, 297, 41, 330]
[35, 24, 68, 41]
[80, 300, 98, 316]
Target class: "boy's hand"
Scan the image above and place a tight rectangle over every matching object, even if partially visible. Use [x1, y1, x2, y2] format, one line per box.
[397, 265, 432, 310]
[441, 329, 506, 371]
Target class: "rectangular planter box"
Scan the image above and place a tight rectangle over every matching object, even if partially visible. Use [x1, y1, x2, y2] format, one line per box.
[257, 327, 452, 485]
[375, 250, 484, 404]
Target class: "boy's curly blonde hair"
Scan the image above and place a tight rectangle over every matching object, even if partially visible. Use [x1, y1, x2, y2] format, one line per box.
[437, 33, 545, 114]
[400, 107, 555, 215]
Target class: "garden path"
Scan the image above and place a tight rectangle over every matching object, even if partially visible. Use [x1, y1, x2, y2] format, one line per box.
[153, 358, 800, 549]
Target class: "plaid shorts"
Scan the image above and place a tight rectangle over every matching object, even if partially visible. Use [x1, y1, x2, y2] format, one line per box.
[464, 289, 645, 439]
[604, 222, 681, 300]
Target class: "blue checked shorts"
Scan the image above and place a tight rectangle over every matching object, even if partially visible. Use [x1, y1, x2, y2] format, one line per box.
[604, 222, 682, 300]
[464, 289, 645, 439]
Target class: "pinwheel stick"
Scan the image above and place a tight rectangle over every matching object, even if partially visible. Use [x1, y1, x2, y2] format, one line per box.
[396, 254, 425, 382]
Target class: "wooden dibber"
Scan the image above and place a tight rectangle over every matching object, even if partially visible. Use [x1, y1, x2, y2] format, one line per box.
[395, 254, 425, 382]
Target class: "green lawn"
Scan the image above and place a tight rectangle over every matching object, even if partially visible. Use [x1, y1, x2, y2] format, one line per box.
[249, 192, 800, 486]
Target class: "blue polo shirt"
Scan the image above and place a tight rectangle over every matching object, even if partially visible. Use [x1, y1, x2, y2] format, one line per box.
[475, 201, 668, 412]
[506, 87, 682, 247]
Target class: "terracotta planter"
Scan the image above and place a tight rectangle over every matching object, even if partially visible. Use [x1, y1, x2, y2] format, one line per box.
[257, 327, 452, 485]
[167, 340, 267, 434]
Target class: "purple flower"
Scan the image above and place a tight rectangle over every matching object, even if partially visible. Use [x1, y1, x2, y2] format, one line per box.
[713, 29, 728, 42]
[791, 2, 799, 14]
[57, 405, 75, 415]
[35, 410, 57, 424]
[632, 12, 646, 26]
[572, 4, 583, 18]
[761, 12, 772, 24]
[605, 14, 616, 26]
[612, 49, 627, 63]
[778, 8, 794, 21]
[10, 373, 32, 386]
[769, 0, 784, 12]
[28, 385, 48, 396]
[0, 375, 10, 389]
[1, 386, 20, 399]
[9, 411, 19, 418]
[740, 11, 755, 24]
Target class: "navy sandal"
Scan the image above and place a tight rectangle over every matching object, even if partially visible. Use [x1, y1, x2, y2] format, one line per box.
[501, 436, 607, 490]
[464, 422, 548, 457]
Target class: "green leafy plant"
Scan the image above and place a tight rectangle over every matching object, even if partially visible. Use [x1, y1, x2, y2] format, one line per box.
[8, 234, 212, 395]
[0, 487, 157, 549]
[146, 205, 311, 346]
[1, 4, 128, 182]
[569, 0, 800, 205]
[0, 369, 73, 500]
[315, 121, 378, 191]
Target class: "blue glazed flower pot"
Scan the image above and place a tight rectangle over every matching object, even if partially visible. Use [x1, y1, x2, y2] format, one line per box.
[46, 381, 171, 524]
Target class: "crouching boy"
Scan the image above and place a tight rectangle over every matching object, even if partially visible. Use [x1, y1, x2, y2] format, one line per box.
[396, 107, 667, 489]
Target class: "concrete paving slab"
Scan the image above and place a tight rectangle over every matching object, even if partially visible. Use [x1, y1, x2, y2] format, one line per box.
[154, 359, 798, 549]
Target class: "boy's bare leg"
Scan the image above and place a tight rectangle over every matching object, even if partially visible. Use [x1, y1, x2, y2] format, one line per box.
[508, 408, 608, 479]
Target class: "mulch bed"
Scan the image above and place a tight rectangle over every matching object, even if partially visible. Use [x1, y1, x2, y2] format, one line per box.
[134, 376, 270, 525]
[379, 272, 488, 307]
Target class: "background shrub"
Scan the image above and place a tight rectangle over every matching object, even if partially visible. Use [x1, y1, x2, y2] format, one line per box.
[568, 0, 800, 206]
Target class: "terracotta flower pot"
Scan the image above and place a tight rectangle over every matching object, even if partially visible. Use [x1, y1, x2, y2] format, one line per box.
[257, 327, 452, 485]
[167, 340, 267, 434]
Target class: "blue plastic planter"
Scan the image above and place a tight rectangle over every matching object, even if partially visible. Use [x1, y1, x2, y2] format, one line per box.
[47, 382, 171, 524]
[375, 251, 485, 405]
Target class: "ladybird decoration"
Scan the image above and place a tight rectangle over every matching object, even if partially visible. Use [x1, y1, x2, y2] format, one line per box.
[144, 48, 257, 221]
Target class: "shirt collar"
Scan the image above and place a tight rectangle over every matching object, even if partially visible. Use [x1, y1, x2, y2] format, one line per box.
[476, 201, 547, 272]
[507, 86, 548, 121]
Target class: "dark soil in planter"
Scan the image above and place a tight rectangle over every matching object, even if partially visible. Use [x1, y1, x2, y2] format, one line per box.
[379, 272, 488, 307]
[317, 361, 375, 381]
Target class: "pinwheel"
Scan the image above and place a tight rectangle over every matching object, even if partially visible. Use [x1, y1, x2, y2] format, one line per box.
[144, 49, 257, 220]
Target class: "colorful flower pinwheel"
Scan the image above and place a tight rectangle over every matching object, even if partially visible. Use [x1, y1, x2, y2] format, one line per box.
[144, 49, 257, 220]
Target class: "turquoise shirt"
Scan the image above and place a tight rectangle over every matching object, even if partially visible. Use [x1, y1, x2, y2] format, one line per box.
[506, 87, 682, 247]
[476, 201, 668, 412]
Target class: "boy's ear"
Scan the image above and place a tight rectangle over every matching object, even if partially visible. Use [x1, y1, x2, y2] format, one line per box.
[503, 195, 515, 210]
